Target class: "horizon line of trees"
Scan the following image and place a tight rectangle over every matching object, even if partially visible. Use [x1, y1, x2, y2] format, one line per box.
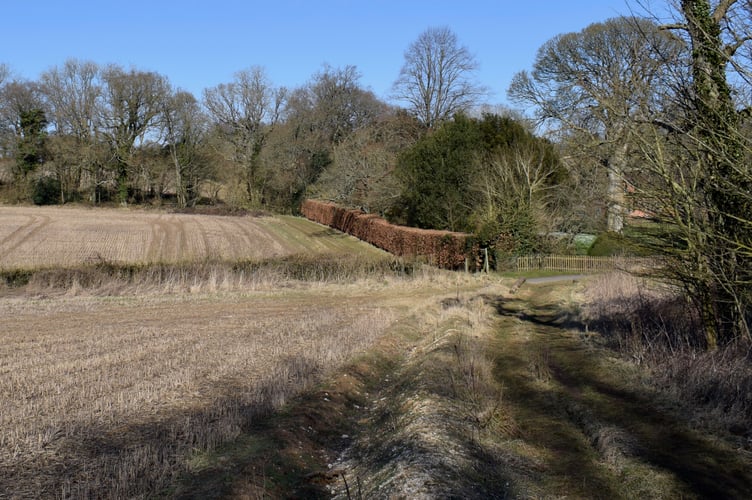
[0, 25, 492, 211]
[3, 0, 752, 345]
[0, 60, 398, 209]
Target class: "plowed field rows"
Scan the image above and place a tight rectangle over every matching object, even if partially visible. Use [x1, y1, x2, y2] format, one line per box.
[0, 206, 383, 269]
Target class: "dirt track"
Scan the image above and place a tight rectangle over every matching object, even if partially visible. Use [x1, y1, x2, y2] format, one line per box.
[483, 283, 752, 498]
[218, 280, 752, 498]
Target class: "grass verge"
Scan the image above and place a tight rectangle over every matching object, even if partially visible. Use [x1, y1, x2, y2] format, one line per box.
[0, 253, 417, 295]
[209, 277, 752, 498]
[580, 272, 752, 450]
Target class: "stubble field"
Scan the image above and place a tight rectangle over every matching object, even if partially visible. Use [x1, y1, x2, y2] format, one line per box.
[5, 206, 747, 499]
[0, 205, 427, 497]
[0, 285, 412, 497]
[0, 205, 377, 270]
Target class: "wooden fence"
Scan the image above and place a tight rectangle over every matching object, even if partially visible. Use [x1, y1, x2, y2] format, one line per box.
[515, 255, 652, 273]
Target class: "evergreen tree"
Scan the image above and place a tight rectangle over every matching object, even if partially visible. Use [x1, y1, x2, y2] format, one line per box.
[15, 108, 47, 179]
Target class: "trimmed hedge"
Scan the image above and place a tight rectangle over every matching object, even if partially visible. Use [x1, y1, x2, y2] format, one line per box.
[301, 199, 478, 270]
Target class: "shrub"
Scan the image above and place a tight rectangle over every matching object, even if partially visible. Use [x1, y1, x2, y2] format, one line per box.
[32, 176, 61, 205]
[588, 231, 632, 256]
[582, 272, 752, 441]
[573, 233, 597, 255]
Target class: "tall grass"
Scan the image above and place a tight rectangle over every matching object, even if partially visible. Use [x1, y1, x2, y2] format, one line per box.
[0, 253, 419, 296]
[581, 272, 752, 444]
[330, 291, 511, 498]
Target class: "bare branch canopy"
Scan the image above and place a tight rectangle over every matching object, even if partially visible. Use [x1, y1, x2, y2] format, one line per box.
[392, 26, 487, 128]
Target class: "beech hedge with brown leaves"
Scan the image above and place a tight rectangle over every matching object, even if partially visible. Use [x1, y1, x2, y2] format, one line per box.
[301, 200, 478, 270]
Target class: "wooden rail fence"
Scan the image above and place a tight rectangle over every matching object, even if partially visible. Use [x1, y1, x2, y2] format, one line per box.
[515, 255, 652, 273]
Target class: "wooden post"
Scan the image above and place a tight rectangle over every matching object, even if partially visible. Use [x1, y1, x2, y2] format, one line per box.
[510, 277, 526, 294]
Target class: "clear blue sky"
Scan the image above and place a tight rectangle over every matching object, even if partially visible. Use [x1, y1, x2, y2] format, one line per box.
[2, 0, 639, 108]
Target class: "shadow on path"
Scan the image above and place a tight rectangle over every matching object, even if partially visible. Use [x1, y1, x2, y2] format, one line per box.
[486, 285, 752, 499]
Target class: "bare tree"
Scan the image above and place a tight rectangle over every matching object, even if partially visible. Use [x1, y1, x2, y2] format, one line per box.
[99, 65, 170, 202]
[162, 89, 211, 207]
[0, 63, 9, 89]
[40, 59, 102, 202]
[307, 64, 385, 145]
[633, 0, 752, 345]
[263, 64, 386, 209]
[474, 140, 565, 253]
[41, 59, 100, 140]
[203, 66, 286, 206]
[314, 110, 417, 213]
[508, 17, 685, 233]
[392, 26, 487, 129]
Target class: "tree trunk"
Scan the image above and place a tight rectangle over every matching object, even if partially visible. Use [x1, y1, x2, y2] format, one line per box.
[172, 147, 186, 208]
[606, 158, 626, 233]
[606, 140, 629, 234]
[682, 0, 751, 343]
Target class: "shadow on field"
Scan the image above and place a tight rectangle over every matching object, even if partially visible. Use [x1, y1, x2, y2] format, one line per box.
[310, 228, 349, 238]
[169, 350, 407, 499]
[13, 285, 751, 499]
[2, 355, 348, 499]
[488, 288, 752, 499]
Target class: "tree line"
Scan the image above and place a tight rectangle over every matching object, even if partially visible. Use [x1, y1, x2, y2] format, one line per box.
[0, 61, 383, 210]
[508, 0, 752, 346]
[0, 26, 488, 211]
[2, 0, 752, 345]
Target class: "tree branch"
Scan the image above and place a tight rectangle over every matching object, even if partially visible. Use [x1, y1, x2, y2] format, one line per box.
[725, 35, 752, 58]
[659, 22, 688, 32]
[713, 0, 738, 25]
[651, 118, 686, 135]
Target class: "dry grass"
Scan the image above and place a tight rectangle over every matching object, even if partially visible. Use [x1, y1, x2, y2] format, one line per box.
[327, 289, 518, 499]
[0, 206, 385, 270]
[0, 233, 489, 498]
[0, 253, 417, 297]
[0, 280, 403, 498]
[580, 271, 752, 448]
[17, 205, 749, 497]
[0, 205, 472, 497]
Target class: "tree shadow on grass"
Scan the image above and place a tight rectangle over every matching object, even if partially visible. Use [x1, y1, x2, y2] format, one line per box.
[0, 354, 356, 499]
[310, 228, 349, 239]
[489, 291, 752, 499]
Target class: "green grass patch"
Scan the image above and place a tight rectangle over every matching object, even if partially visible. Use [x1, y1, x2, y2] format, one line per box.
[588, 231, 653, 257]
[572, 233, 597, 255]
[0, 269, 35, 287]
[497, 269, 586, 279]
